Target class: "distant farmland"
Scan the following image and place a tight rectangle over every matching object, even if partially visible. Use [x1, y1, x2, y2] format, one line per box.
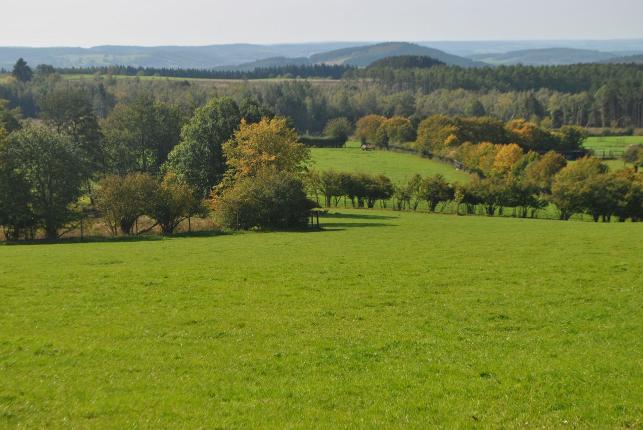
[310, 142, 470, 184]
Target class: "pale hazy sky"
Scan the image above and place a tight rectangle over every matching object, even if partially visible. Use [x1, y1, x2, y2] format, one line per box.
[3, 0, 643, 47]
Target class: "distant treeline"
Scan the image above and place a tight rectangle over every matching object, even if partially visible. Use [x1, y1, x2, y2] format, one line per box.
[352, 63, 643, 94]
[55, 64, 354, 80]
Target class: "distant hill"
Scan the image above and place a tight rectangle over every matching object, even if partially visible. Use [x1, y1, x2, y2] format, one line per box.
[603, 54, 643, 64]
[217, 56, 311, 71]
[3, 41, 642, 71]
[368, 55, 445, 69]
[471, 48, 619, 65]
[310, 42, 482, 67]
[417, 39, 643, 57]
[0, 42, 368, 70]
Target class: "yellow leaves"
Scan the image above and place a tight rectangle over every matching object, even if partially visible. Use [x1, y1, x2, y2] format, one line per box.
[223, 117, 309, 180]
[355, 115, 386, 143]
[493, 143, 524, 175]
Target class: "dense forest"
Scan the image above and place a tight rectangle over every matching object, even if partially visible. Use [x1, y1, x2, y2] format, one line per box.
[54, 64, 353, 80]
[2, 59, 643, 132]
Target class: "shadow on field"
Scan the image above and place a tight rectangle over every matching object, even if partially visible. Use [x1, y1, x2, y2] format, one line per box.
[322, 222, 396, 231]
[1, 230, 228, 246]
[321, 212, 398, 221]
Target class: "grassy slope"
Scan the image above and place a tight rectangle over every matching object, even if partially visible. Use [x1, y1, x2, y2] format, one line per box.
[583, 136, 642, 171]
[310, 142, 470, 184]
[1, 210, 641, 428]
[584, 136, 643, 152]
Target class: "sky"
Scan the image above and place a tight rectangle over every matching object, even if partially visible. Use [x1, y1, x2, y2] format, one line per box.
[2, 0, 643, 47]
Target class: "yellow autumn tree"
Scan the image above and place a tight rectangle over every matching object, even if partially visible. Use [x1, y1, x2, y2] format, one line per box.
[493, 144, 524, 175]
[355, 114, 386, 144]
[473, 142, 498, 176]
[222, 117, 310, 180]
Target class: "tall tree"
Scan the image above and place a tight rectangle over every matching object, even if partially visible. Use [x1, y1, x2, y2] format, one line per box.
[222, 117, 309, 181]
[7, 125, 91, 239]
[12, 58, 33, 82]
[0, 127, 34, 240]
[38, 86, 103, 169]
[164, 97, 241, 197]
[102, 94, 183, 174]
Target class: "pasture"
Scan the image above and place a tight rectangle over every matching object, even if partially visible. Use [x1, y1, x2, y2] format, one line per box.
[310, 142, 470, 184]
[583, 136, 641, 171]
[584, 135, 642, 158]
[1, 209, 641, 428]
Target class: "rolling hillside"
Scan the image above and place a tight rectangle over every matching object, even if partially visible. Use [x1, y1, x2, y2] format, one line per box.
[603, 54, 643, 64]
[310, 42, 481, 67]
[0, 43, 367, 70]
[471, 48, 619, 65]
[310, 143, 470, 184]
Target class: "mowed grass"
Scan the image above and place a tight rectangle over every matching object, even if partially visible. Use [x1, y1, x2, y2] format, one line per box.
[1, 210, 641, 428]
[310, 142, 470, 184]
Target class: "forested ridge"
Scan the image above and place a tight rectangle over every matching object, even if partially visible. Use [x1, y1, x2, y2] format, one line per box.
[2, 60, 643, 130]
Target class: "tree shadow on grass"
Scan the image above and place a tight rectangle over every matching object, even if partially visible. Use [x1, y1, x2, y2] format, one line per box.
[321, 212, 399, 221]
[1, 230, 229, 246]
[321, 222, 397, 231]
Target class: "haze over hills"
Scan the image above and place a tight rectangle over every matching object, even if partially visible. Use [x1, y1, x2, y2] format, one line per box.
[1, 40, 643, 70]
[603, 54, 643, 64]
[308, 42, 482, 67]
[0, 43, 369, 70]
[471, 48, 620, 65]
[416, 39, 643, 56]
[223, 42, 481, 70]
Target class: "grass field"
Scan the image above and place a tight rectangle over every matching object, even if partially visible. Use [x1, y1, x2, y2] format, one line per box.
[584, 136, 643, 156]
[1, 209, 641, 428]
[582, 136, 642, 171]
[310, 142, 470, 184]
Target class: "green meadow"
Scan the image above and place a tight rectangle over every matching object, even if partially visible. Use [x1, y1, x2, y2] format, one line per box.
[310, 142, 470, 184]
[584, 135, 643, 153]
[1, 210, 641, 428]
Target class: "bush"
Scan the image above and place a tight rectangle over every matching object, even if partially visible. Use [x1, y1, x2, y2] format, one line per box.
[94, 173, 158, 235]
[623, 144, 642, 170]
[150, 173, 204, 235]
[323, 118, 353, 142]
[212, 169, 316, 230]
[420, 174, 453, 212]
